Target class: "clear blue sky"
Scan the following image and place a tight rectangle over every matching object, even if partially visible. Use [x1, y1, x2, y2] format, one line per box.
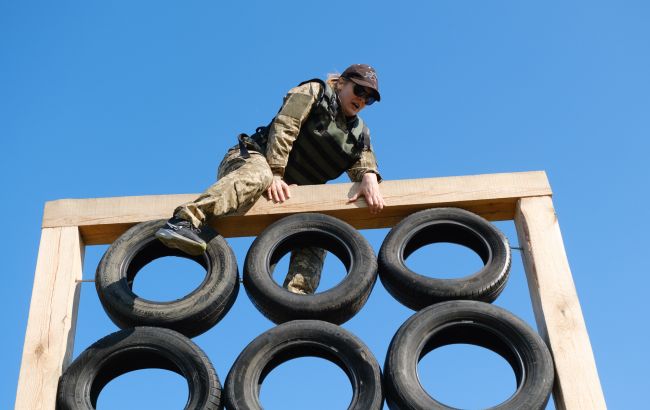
[2, 1, 649, 408]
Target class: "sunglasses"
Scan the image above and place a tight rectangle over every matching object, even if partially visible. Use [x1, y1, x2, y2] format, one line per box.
[352, 83, 377, 106]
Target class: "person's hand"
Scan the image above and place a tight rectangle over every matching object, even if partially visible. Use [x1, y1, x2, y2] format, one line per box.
[347, 172, 385, 214]
[267, 175, 293, 203]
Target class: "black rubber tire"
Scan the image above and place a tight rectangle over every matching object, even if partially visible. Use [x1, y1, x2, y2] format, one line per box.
[95, 219, 239, 338]
[56, 327, 222, 410]
[224, 320, 383, 410]
[378, 207, 511, 310]
[243, 213, 378, 324]
[384, 300, 554, 410]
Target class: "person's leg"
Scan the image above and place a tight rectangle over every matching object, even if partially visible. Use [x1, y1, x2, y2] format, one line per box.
[282, 247, 327, 294]
[175, 149, 273, 226]
[157, 148, 273, 254]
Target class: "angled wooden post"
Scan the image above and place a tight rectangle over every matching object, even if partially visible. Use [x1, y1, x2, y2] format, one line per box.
[16, 227, 84, 410]
[515, 196, 606, 409]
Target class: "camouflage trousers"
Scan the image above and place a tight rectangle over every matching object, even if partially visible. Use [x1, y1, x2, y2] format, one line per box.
[175, 147, 325, 293]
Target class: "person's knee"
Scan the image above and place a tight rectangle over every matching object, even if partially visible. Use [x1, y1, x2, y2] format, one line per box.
[221, 153, 273, 196]
[234, 155, 273, 195]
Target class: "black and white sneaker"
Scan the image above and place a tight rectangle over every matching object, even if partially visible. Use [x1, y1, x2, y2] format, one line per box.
[155, 216, 207, 255]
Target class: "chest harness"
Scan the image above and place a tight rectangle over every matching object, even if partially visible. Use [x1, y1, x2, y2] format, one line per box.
[238, 79, 370, 185]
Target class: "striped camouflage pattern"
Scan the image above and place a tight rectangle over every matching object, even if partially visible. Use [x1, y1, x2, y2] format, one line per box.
[174, 148, 324, 293]
[283, 80, 367, 185]
[264, 80, 381, 183]
[174, 148, 273, 229]
[173, 77, 383, 293]
[282, 246, 327, 294]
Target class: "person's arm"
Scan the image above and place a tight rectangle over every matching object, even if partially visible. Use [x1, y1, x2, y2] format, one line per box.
[347, 148, 386, 214]
[265, 81, 321, 202]
[346, 149, 382, 183]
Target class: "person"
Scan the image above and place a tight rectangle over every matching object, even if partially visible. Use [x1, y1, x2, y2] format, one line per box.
[155, 64, 386, 294]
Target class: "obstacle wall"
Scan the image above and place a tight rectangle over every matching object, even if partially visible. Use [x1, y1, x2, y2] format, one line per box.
[15, 171, 606, 409]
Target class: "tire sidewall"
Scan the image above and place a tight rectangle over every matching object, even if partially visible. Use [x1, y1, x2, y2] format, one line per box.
[95, 219, 239, 337]
[379, 208, 511, 310]
[225, 320, 383, 410]
[243, 213, 377, 324]
[384, 300, 554, 410]
[56, 327, 222, 410]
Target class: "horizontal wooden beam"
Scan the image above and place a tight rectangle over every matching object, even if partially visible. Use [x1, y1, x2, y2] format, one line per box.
[43, 171, 551, 245]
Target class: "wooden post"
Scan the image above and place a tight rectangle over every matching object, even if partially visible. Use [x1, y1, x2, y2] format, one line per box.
[515, 196, 606, 409]
[16, 227, 85, 410]
[16, 172, 607, 409]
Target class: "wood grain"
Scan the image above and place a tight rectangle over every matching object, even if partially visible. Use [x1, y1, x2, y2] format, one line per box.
[43, 171, 551, 244]
[515, 196, 606, 410]
[16, 227, 84, 410]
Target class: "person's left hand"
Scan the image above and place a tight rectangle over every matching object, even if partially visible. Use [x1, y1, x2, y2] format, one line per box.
[347, 172, 386, 214]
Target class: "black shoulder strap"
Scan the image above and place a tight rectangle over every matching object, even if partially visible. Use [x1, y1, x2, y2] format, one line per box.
[258, 79, 324, 138]
[298, 78, 338, 115]
[361, 124, 371, 150]
[297, 78, 328, 101]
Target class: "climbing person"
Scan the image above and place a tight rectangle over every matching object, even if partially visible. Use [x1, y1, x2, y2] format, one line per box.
[155, 64, 385, 294]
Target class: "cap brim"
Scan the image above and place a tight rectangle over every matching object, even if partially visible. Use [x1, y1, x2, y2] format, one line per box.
[348, 77, 381, 102]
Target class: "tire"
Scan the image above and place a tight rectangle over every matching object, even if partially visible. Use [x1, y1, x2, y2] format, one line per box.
[56, 327, 222, 410]
[378, 207, 511, 310]
[243, 213, 378, 324]
[224, 320, 383, 410]
[96, 219, 239, 338]
[384, 301, 554, 410]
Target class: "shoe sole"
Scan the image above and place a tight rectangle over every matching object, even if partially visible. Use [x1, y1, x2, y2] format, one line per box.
[155, 229, 207, 256]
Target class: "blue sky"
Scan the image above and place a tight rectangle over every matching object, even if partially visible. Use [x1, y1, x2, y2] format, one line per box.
[2, 1, 649, 408]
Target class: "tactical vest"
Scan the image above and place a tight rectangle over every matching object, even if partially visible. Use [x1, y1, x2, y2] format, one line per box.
[271, 79, 370, 185]
[245, 80, 370, 182]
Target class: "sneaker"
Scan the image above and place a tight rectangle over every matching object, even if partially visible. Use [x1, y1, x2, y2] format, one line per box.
[286, 273, 314, 295]
[155, 216, 207, 256]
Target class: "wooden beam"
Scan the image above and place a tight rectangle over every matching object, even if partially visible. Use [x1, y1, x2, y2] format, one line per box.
[43, 171, 551, 245]
[16, 227, 85, 410]
[515, 196, 606, 410]
[22, 171, 611, 409]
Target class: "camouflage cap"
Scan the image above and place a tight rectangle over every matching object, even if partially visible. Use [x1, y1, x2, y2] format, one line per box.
[341, 64, 381, 102]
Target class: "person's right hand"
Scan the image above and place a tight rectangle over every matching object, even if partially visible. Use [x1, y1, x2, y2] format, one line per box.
[267, 175, 293, 203]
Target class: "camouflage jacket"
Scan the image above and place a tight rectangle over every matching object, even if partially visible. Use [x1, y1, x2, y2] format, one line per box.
[265, 81, 382, 183]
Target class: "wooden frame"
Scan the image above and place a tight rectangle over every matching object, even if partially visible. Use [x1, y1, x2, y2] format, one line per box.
[16, 171, 606, 409]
